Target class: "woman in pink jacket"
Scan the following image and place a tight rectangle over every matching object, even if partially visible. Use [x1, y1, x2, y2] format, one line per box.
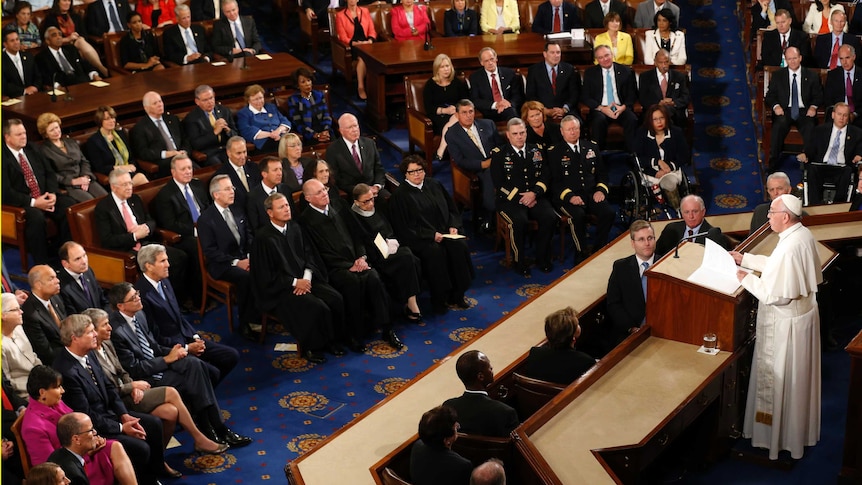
[391, 0, 431, 41]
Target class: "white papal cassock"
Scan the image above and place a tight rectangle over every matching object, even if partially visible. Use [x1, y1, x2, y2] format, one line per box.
[739, 222, 823, 460]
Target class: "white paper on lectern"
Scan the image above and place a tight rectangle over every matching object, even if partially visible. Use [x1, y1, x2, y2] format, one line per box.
[686, 239, 742, 295]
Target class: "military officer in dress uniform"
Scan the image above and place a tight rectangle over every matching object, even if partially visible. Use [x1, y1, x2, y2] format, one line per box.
[490, 118, 558, 276]
[548, 115, 615, 260]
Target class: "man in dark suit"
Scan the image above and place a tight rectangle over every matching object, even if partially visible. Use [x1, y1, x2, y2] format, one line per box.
[751, 0, 796, 34]
[580, 45, 639, 150]
[251, 192, 349, 362]
[327, 113, 387, 198]
[197, 174, 260, 334]
[211, 0, 262, 58]
[445, 99, 504, 226]
[85, 0, 131, 36]
[190, 0, 219, 21]
[130, 91, 191, 178]
[531, 0, 581, 34]
[584, 0, 628, 28]
[823, 45, 862, 127]
[606, 220, 655, 349]
[442, 350, 519, 437]
[469, 47, 523, 122]
[54, 316, 164, 485]
[162, 4, 212, 65]
[22, 265, 67, 365]
[638, 49, 690, 128]
[2, 118, 74, 265]
[749, 171, 795, 234]
[2, 30, 40, 97]
[802, 102, 862, 205]
[655, 195, 731, 256]
[182, 85, 236, 164]
[763, 46, 823, 171]
[93, 170, 190, 302]
[851, 175, 862, 210]
[548, 116, 615, 258]
[760, 10, 812, 68]
[214, 136, 262, 211]
[303, 0, 339, 28]
[58, 242, 109, 314]
[246, 156, 298, 231]
[48, 413, 105, 485]
[409, 405, 473, 485]
[300, 179, 403, 350]
[107, 282, 252, 447]
[525, 42, 581, 123]
[135, 244, 240, 386]
[813, 11, 860, 70]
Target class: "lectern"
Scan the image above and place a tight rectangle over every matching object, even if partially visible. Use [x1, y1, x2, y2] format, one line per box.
[645, 243, 753, 352]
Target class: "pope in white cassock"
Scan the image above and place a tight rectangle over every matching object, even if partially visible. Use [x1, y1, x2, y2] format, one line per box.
[730, 194, 822, 460]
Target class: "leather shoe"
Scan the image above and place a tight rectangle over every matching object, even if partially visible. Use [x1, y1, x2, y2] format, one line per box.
[220, 428, 252, 448]
[448, 296, 470, 309]
[303, 350, 327, 364]
[515, 263, 530, 277]
[194, 442, 229, 455]
[347, 338, 367, 353]
[201, 424, 226, 445]
[162, 465, 182, 478]
[328, 343, 346, 356]
[480, 220, 494, 234]
[384, 330, 404, 350]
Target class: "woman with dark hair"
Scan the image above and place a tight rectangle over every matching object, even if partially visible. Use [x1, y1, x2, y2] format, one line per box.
[521, 100, 562, 147]
[335, 0, 377, 100]
[443, 0, 478, 36]
[278, 133, 317, 192]
[237, 83, 292, 153]
[424, 53, 469, 160]
[643, 10, 686, 65]
[391, 0, 431, 41]
[118, 11, 164, 73]
[522, 306, 596, 384]
[40, 0, 109, 77]
[20, 462, 66, 485]
[389, 155, 474, 314]
[804, 0, 844, 34]
[592, 11, 633, 65]
[36, 112, 108, 203]
[85, 106, 148, 186]
[410, 405, 472, 485]
[632, 104, 689, 209]
[135, 0, 177, 28]
[286, 67, 332, 144]
[12, 2, 41, 49]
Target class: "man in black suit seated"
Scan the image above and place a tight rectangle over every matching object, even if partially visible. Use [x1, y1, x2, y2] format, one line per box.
[2, 30, 40, 97]
[522, 306, 595, 384]
[525, 42, 581, 123]
[250, 192, 349, 362]
[211, 0, 261, 59]
[197, 174, 260, 336]
[409, 405, 473, 485]
[327, 113, 388, 198]
[48, 413, 117, 485]
[22, 265, 67, 365]
[85, 0, 131, 37]
[639, 49, 690, 129]
[749, 171, 795, 234]
[813, 10, 860, 70]
[214, 136, 263, 213]
[94, 169, 191, 303]
[580, 45, 638, 150]
[135, 244, 240, 386]
[469, 47, 523, 122]
[182, 85, 236, 164]
[191, 0, 220, 21]
[763, 46, 823, 172]
[130, 91, 191, 178]
[246, 156, 298, 231]
[750, 0, 796, 34]
[300, 178, 403, 350]
[442, 350, 519, 437]
[851, 174, 862, 210]
[54, 314, 163, 485]
[760, 10, 812, 69]
[1, 118, 74, 265]
[584, 0, 628, 29]
[58, 242, 110, 314]
[107, 282, 252, 448]
[801, 102, 862, 205]
[606, 220, 656, 349]
[655, 195, 730, 256]
[163, 4, 212, 66]
[823, 45, 862, 127]
[531, 0, 582, 34]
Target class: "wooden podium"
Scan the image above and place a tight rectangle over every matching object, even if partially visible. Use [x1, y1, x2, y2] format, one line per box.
[645, 243, 753, 352]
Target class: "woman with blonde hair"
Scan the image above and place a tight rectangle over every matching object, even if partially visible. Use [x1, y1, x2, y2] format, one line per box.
[593, 11, 633, 65]
[480, 0, 519, 34]
[522, 306, 596, 384]
[424, 53, 469, 160]
[36, 112, 108, 203]
[278, 133, 316, 192]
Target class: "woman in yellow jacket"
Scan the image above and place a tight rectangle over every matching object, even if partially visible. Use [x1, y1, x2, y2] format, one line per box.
[480, 0, 520, 34]
[592, 12, 633, 65]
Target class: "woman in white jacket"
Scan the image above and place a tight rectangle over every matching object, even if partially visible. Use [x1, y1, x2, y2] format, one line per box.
[643, 10, 687, 65]
[803, 0, 845, 34]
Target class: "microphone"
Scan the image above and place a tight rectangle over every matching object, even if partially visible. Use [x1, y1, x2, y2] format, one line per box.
[50, 72, 57, 102]
[235, 38, 249, 69]
[673, 230, 710, 259]
[423, 5, 433, 51]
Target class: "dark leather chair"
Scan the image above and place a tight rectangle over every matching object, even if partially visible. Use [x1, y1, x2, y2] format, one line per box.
[512, 371, 567, 419]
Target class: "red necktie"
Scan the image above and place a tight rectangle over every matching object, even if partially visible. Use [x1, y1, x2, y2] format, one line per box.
[830, 38, 840, 69]
[660, 74, 668, 98]
[18, 152, 41, 199]
[352, 143, 362, 171]
[551, 66, 557, 94]
[552, 7, 561, 33]
[491, 73, 503, 103]
[121, 201, 142, 250]
[847, 72, 856, 113]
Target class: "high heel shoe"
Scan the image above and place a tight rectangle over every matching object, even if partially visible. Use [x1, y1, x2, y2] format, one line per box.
[404, 306, 422, 322]
[194, 442, 229, 455]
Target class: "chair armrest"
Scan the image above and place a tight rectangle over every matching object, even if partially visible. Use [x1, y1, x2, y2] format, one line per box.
[157, 229, 182, 245]
[82, 246, 138, 286]
[138, 161, 159, 176]
[191, 150, 208, 164]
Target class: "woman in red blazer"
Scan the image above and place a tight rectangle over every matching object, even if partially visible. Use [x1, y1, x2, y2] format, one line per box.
[336, 0, 377, 100]
[391, 0, 430, 41]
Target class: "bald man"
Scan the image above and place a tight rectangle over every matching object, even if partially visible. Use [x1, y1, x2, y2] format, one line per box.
[326, 114, 389, 198]
[130, 91, 191, 177]
[21, 265, 67, 365]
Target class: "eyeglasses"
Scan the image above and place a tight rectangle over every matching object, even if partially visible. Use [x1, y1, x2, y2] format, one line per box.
[406, 168, 425, 175]
[75, 428, 98, 437]
[122, 291, 141, 303]
[219, 186, 237, 192]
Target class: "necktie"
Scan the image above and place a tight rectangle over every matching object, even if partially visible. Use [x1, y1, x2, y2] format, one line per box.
[467, 127, 485, 157]
[688, 229, 694, 237]
[830, 37, 840, 69]
[490, 73, 503, 103]
[518, 149, 525, 160]
[47, 302, 61, 326]
[790, 73, 799, 120]
[602, 3, 608, 16]
[13, 55, 23, 81]
[79, 275, 94, 307]
[156, 119, 177, 151]
[17, 153, 41, 199]
[847, 72, 855, 113]
[641, 261, 649, 299]
[184, 185, 200, 223]
[184, 28, 198, 53]
[108, 1, 123, 32]
[57, 50, 75, 74]
[552, 7, 561, 33]
[660, 74, 668, 98]
[84, 356, 100, 387]
[781, 35, 787, 66]
[828, 129, 842, 165]
[133, 317, 162, 379]
[121, 201, 141, 251]
[551, 66, 557, 94]
[212, 0, 220, 18]
[237, 166, 249, 191]
[352, 143, 362, 171]
[605, 69, 615, 105]
[234, 21, 246, 49]
[223, 208, 241, 245]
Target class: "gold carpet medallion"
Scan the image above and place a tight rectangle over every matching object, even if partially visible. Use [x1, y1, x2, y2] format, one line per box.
[451, 297, 477, 310]
[272, 353, 318, 372]
[709, 157, 742, 171]
[449, 327, 481, 343]
[183, 452, 236, 473]
[515, 284, 545, 298]
[697, 67, 726, 79]
[366, 340, 408, 358]
[197, 330, 221, 342]
[705, 125, 736, 138]
[279, 391, 330, 412]
[691, 19, 716, 28]
[694, 42, 720, 52]
[701, 95, 730, 107]
[286, 433, 326, 455]
[374, 377, 410, 396]
[713, 193, 749, 209]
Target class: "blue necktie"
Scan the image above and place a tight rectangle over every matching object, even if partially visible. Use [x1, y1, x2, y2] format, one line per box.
[605, 69, 615, 106]
[234, 21, 246, 49]
[184, 28, 198, 54]
[641, 261, 650, 299]
[108, 1, 123, 32]
[133, 317, 162, 380]
[79, 275, 94, 307]
[828, 129, 842, 165]
[156, 281, 167, 301]
[184, 185, 200, 222]
[790, 73, 800, 120]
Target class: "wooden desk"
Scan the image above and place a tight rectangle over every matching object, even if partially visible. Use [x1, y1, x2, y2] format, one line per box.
[2, 53, 310, 134]
[353, 33, 593, 131]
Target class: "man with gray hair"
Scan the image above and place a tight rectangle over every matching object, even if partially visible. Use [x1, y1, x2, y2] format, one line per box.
[183, 85, 237, 164]
[731, 194, 823, 461]
[214, 135, 262, 211]
[749, 171, 794, 234]
[654, 194, 730, 256]
[35, 26, 102, 88]
[469, 47, 523, 122]
[470, 458, 506, 485]
[210, 0, 261, 58]
[130, 91, 190, 177]
[163, 4, 212, 65]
